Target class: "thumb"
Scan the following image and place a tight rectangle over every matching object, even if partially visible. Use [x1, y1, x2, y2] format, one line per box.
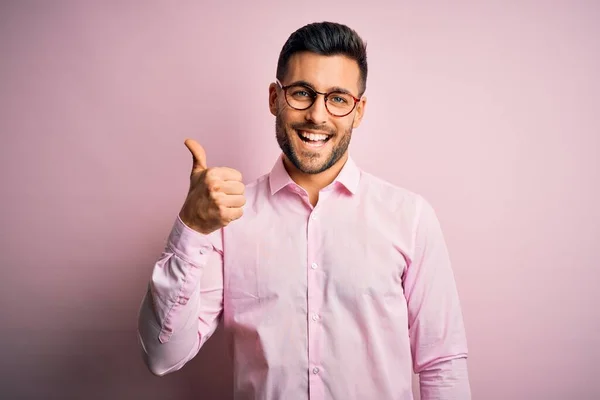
[184, 138, 208, 173]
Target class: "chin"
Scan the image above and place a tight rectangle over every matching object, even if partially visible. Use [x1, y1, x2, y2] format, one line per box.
[298, 163, 328, 175]
[290, 152, 335, 175]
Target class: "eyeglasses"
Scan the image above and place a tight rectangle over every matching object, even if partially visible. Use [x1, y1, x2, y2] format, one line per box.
[276, 79, 361, 117]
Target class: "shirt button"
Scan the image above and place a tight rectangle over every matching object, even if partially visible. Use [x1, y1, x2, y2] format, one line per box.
[312, 313, 319, 321]
[311, 263, 318, 270]
[311, 214, 317, 220]
[313, 367, 320, 374]
[178, 297, 188, 305]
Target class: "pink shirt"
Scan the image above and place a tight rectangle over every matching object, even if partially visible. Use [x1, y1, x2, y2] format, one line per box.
[138, 155, 471, 399]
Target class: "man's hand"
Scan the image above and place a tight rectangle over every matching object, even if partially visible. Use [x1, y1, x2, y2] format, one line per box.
[178, 139, 246, 234]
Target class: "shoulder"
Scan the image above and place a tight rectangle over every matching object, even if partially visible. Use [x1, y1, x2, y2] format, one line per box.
[359, 171, 428, 214]
[358, 170, 445, 234]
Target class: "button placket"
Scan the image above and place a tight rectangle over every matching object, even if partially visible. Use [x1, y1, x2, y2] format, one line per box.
[306, 207, 324, 397]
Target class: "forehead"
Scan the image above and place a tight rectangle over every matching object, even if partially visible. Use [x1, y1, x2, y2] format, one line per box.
[284, 52, 360, 93]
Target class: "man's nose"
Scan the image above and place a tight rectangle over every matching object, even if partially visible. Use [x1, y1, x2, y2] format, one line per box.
[304, 95, 328, 124]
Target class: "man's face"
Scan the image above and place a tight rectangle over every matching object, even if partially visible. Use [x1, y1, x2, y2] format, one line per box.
[269, 52, 366, 175]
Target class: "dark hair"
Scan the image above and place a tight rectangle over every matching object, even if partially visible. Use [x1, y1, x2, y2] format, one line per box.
[276, 21, 368, 96]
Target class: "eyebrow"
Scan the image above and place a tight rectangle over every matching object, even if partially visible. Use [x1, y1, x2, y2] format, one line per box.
[287, 80, 355, 96]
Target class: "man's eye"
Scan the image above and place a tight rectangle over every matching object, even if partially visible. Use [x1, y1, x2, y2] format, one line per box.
[291, 90, 311, 98]
[330, 95, 349, 104]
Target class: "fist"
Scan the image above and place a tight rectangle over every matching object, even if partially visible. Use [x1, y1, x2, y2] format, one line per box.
[178, 138, 246, 234]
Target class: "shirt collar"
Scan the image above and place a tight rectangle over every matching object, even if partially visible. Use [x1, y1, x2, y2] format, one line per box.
[268, 154, 361, 196]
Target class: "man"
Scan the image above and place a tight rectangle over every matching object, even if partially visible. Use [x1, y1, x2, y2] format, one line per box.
[138, 21, 471, 399]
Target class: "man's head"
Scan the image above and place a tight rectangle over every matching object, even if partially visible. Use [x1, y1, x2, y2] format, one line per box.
[269, 22, 368, 175]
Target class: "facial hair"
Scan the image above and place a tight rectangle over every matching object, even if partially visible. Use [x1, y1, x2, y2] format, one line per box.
[275, 113, 352, 175]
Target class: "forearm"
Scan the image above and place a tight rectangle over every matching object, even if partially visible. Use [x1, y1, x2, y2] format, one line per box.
[419, 357, 471, 400]
[405, 197, 471, 399]
[137, 285, 202, 376]
[137, 216, 224, 376]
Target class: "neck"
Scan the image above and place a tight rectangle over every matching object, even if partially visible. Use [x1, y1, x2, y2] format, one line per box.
[282, 153, 348, 194]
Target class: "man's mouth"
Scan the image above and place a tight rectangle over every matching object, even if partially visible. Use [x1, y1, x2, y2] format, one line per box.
[296, 130, 332, 145]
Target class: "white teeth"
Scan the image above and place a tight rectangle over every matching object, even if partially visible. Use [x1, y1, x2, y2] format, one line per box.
[300, 131, 328, 141]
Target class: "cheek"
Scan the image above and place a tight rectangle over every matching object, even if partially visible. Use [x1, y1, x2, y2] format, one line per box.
[276, 114, 295, 136]
[334, 119, 353, 134]
[280, 110, 303, 129]
[278, 99, 296, 116]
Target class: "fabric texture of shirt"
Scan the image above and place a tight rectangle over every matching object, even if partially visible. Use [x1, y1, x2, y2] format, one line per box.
[137, 155, 471, 399]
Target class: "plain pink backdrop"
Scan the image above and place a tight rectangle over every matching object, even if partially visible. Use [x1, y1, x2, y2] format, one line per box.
[1, 1, 598, 399]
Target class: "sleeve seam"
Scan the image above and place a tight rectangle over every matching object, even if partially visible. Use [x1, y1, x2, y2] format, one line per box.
[412, 195, 426, 255]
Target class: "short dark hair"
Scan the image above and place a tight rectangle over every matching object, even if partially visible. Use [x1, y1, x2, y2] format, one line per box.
[276, 21, 368, 96]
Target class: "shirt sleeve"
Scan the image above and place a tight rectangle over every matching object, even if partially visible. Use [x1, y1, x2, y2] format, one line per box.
[137, 215, 224, 376]
[403, 196, 471, 399]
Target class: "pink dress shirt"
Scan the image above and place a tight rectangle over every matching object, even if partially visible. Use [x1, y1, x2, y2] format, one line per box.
[138, 155, 471, 399]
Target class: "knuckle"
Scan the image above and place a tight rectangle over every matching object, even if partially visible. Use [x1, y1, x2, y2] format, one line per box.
[206, 179, 221, 193]
[208, 189, 220, 201]
[206, 169, 221, 184]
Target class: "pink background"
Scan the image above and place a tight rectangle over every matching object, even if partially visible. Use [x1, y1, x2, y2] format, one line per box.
[1, 1, 598, 399]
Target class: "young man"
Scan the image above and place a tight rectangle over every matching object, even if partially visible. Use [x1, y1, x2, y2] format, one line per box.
[138, 21, 471, 400]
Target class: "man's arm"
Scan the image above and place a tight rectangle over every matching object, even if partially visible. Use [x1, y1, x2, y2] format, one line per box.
[403, 196, 471, 399]
[137, 215, 224, 376]
[137, 137, 242, 376]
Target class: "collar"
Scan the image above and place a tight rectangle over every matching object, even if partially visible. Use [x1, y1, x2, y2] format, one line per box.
[268, 154, 361, 196]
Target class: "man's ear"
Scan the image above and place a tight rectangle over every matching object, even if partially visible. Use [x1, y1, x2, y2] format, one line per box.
[352, 96, 367, 128]
[269, 83, 278, 116]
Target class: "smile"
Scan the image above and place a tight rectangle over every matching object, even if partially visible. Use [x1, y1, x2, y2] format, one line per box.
[296, 130, 332, 147]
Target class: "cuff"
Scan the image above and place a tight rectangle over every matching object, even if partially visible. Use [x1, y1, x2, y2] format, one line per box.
[166, 216, 215, 264]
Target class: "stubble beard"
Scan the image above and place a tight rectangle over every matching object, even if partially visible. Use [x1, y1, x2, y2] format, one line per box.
[275, 113, 352, 175]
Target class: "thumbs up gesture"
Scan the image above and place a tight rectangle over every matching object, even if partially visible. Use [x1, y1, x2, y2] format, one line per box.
[178, 139, 246, 234]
